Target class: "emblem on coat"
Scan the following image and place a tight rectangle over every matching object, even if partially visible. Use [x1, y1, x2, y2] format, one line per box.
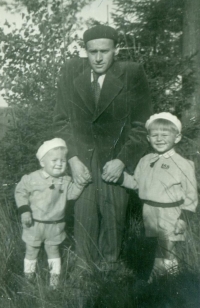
[161, 164, 169, 169]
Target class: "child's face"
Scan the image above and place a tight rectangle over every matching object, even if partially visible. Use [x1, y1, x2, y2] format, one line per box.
[147, 128, 181, 154]
[40, 148, 67, 177]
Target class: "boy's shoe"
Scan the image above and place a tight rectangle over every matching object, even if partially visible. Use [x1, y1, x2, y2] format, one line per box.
[24, 272, 35, 284]
[148, 258, 179, 283]
[49, 274, 60, 290]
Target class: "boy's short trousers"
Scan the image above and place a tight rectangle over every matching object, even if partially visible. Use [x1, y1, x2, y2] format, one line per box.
[22, 220, 66, 246]
[143, 204, 185, 241]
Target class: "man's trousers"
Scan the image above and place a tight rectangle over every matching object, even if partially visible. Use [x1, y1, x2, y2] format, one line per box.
[74, 153, 129, 270]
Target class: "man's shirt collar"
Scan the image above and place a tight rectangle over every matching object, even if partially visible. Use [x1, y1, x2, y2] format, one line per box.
[91, 70, 106, 89]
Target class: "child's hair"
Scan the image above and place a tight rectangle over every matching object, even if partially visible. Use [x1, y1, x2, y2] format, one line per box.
[147, 118, 180, 134]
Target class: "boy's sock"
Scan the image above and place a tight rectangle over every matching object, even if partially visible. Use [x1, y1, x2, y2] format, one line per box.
[24, 258, 37, 283]
[48, 258, 61, 274]
[48, 258, 61, 289]
[163, 258, 179, 275]
[24, 258, 37, 273]
[148, 258, 179, 283]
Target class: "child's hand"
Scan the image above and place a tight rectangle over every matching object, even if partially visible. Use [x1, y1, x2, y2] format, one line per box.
[69, 157, 91, 185]
[21, 212, 33, 228]
[174, 219, 186, 235]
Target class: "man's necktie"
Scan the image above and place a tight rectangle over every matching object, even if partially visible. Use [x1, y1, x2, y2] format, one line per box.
[92, 71, 101, 107]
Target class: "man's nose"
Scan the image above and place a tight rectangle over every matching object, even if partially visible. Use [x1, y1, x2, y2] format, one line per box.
[96, 51, 103, 62]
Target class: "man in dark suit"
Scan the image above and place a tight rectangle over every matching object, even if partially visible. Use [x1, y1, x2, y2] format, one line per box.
[54, 25, 152, 272]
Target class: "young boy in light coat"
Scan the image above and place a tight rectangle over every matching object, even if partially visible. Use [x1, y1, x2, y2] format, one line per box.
[15, 138, 90, 288]
[118, 113, 198, 282]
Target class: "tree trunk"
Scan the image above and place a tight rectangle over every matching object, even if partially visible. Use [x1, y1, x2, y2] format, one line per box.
[182, 0, 200, 126]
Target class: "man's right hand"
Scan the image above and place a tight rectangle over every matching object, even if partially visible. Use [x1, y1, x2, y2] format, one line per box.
[21, 212, 32, 228]
[68, 156, 92, 185]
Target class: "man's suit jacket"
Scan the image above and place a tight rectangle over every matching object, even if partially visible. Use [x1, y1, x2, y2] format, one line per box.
[54, 58, 152, 173]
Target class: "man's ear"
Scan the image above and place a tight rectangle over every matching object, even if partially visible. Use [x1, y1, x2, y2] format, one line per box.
[175, 133, 182, 144]
[114, 46, 119, 56]
[147, 135, 150, 142]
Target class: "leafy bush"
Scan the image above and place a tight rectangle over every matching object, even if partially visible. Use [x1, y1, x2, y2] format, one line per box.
[0, 0, 90, 197]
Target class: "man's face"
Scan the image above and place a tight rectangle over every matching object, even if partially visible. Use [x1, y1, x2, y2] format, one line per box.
[86, 38, 117, 74]
[40, 148, 67, 178]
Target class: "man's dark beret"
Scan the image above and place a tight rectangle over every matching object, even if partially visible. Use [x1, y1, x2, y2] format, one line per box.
[83, 25, 118, 45]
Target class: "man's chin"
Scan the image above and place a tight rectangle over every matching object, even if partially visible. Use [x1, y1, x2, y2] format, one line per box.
[92, 64, 107, 73]
[93, 68, 105, 74]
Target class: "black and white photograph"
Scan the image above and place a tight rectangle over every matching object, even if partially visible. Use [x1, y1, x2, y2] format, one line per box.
[0, 0, 200, 307]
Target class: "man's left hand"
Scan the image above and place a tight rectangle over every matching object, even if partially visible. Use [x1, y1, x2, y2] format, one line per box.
[102, 159, 125, 183]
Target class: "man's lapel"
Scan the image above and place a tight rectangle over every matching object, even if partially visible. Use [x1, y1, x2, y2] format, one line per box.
[73, 60, 124, 118]
[93, 61, 124, 121]
[73, 63, 95, 114]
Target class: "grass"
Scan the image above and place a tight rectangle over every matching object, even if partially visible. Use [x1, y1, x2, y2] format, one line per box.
[0, 190, 200, 308]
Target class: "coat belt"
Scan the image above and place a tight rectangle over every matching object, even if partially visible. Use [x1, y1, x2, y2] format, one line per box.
[33, 218, 65, 224]
[142, 199, 184, 208]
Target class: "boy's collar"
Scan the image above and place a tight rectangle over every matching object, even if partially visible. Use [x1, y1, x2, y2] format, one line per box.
[41, 169, 51, 178]
[153, 148, 176, 158]
[40, 170, 64, 191]
[41, 169, 62, 179]
[150, 148, 176, 167]
[41, 169, 64, 180]
[41, 169, 50, 178]
[161, 148, 176, 158]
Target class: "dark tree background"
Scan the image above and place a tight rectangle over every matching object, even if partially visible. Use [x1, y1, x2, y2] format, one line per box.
[112, 0, 200, 177]
[0, 0, 200, 195]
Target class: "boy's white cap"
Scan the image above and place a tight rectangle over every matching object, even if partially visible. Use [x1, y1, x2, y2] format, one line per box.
[36, 138, 67, 161]
[145, 112, 182, 133]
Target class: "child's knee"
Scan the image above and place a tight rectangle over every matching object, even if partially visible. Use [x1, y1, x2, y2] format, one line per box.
[25, 244, 40, 260]
[45, 244, 60, 258]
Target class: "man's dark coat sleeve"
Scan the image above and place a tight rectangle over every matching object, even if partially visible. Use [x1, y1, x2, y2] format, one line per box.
[116, 62, 152, 172]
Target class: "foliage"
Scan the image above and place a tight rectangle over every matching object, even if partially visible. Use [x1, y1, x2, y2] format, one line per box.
[113, 0, 195, 116]
[0, 0, 198, 194]
[0, 0, 91, 198]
